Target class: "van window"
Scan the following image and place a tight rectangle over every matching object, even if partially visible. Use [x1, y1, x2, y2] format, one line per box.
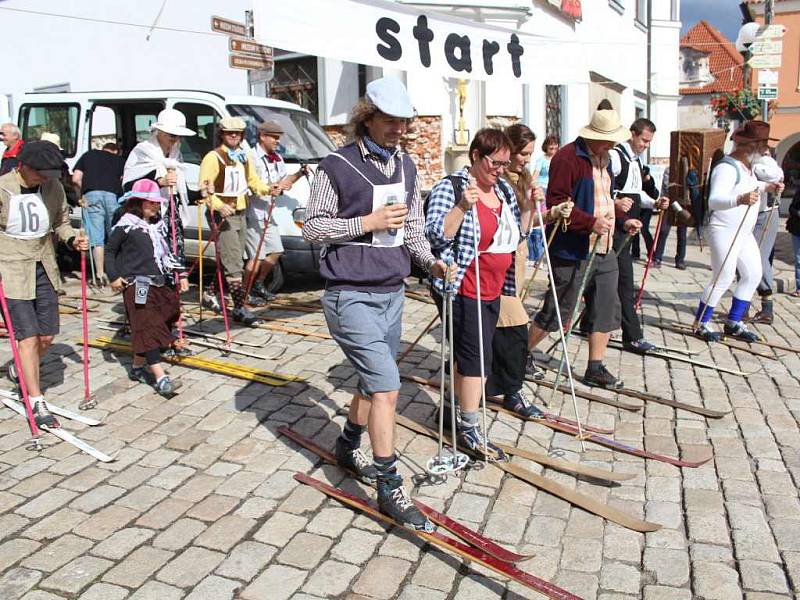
[19, 103, 80, 157]
[134, 113, 158, 143]
[173, 102, 222, 165]
[226, 105, 334, 162]
[89, 106, 120, 149]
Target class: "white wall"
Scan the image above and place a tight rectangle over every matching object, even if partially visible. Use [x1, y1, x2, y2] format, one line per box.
[0, 0, 250, 122]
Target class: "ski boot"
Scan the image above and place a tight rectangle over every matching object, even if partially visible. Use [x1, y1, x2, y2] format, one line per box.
[694, 323, 722, 343]
[335, 437, 378, 484]
[503, 389, 544, 419]
[377, 474, 432, 532]
[582, 364, 624, 390]
[723, 321, 760, 343]
[32, 399, 60, 429]
[232, 307, 264, 327]
[154, 377, 182, 398]
[457, 424, 508, 462]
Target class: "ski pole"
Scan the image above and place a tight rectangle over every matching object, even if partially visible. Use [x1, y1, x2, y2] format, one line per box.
[210, 205, 232, 347]
[244, 194, 278, 301]
[757, 205, 777, 249]
[0, 276, 40, 445]
[634, 208, 665, 311]
[550, 235, 601, 405]
[80, 208, 97, 287]
[197, 200, 204, 324]
[167, 172, 185, 343]
[79, 229, 95, 410]
[468, 177, 489, 464]
[537, 208, 588, 448]
[519, 212, 561, 302]
[691, 201, 755, 331]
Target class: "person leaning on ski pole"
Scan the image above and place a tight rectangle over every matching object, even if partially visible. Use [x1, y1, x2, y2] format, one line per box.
[243, 120, 306, 306]
[526, 109, 639, 390]
[483, 123, 572, 418]
[693, 120, 784, 342]
[198, 116, 273, 326]
[303, 77, 451, 532]
[0, 141, 89, 426]
[425, 128, 533, 461]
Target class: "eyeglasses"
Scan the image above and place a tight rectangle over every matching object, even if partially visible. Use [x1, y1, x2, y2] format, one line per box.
[483, 156, 512, 169]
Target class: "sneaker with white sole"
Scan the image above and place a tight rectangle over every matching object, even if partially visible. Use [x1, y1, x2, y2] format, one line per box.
[377, 475, 432, 532]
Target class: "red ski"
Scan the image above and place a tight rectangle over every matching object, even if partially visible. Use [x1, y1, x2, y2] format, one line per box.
[278, 426, 530, 564]
[487, 399, 614, 434]
[295, 472, 583, 600]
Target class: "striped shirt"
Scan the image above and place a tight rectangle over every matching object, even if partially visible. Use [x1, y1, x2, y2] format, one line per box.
[303, 138, 435, 271]
[590, 159, 614, 255]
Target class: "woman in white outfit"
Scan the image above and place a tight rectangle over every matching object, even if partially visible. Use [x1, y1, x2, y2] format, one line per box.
[694, 121, 784, 342]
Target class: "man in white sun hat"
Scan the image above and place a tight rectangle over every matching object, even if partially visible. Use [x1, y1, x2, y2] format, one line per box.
[198, 116, 272, 326]
[304, 77, 451, 532]
[526, 108, 641, 390]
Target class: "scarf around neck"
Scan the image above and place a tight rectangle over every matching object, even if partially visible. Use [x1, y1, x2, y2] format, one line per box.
[113, 212, 181, 275]
[122, 134, 189, 206]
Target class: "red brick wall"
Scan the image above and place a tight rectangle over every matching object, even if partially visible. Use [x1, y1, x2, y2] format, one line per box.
[323, 116, 444, 190]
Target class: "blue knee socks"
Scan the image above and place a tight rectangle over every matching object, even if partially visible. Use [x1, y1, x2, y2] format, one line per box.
[694, 302, 715, 325]
[727, 297, 750, 324]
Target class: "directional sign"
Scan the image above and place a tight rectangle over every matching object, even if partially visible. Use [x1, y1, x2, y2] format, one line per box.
[758, 69, 779, 85]
[211, 16, 247, 37]
[229, 38, 273, 58]
[758, 86, 778, 100]
[756, 24, 785, 39]
[752, 39, 782, 55]
[229, 54, 273, 71]
[249, 68, 275, 84]
[749, 54, 782, 69]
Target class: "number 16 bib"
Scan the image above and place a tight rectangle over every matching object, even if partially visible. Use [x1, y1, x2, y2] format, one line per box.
[4, 192, 50, 240]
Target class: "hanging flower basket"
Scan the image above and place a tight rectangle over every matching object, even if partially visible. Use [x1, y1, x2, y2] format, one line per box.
[710, 90, 762, 122]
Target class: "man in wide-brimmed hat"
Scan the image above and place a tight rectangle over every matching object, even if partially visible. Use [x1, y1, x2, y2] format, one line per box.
[693, 120, 784, 342]
[198, 116, 272, 326]
[526, 109, 641, 390]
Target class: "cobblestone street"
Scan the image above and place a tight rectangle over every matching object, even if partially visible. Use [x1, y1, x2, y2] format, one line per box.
[0, 231, 798, 600]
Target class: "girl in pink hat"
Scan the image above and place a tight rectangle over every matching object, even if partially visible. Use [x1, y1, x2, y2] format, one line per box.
[106, 179, 183, 397]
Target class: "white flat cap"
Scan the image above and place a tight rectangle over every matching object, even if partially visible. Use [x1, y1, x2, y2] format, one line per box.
[365, 77, 415, 119]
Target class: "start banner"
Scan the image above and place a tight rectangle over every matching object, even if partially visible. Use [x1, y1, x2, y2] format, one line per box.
[253, 0, 587, 84]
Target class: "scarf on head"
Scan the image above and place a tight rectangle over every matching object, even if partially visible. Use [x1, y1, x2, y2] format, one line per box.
[364, 136, 396, 163]
[122, 133, 189, 206]
[112, 212, 181, 275]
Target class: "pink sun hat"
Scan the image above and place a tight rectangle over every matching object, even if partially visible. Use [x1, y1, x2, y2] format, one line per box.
[120, 179, 165, 203]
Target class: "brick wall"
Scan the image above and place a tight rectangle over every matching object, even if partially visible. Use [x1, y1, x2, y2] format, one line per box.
[323, 115, 444, 190]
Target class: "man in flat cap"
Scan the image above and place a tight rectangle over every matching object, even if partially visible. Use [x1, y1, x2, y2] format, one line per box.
[304, 77, 451, 531]
[198, 116, 272, 326]
[243, 120, 307, 305]
[0, 141, 89, 427]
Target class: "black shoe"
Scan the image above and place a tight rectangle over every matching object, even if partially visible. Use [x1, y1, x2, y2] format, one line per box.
[652, 260, 662, 269]
[694, 323, 722, 343]
[503, 389, 544, 419]
[457, 424, 508, 461]
[32, 400, 60, 428]
[675, 261, 686, 270]
[582, 365, 624, 390]
[525, 353, 546, 380]
[251, 282, 276, 302]
[377, 475, 432, 532]
[433, 404, 460, 433]
[335, 437, 378, 484]
[155, 377, 182, 398]
[247, 293, 268, 308]
[623, 338, 656, 355]
[201, 293, 223, 314]
[129, 366, 148, 384]
[232, 307, 263, 327]
[723, 321, 760, 343]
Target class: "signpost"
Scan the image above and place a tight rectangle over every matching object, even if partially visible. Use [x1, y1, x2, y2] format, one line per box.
[212, 13, 274, 92]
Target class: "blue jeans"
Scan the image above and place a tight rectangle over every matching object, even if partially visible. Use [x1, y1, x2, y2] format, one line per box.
[527, 228, 544, 261]
[793, 234, 800, 291]
[84, 190, 119, 247]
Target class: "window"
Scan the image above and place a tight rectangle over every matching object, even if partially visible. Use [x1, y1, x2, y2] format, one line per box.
[226, 104, 335, 162]
[270, 56, 319, 117]
[545, 85, 563, 140]
[19, 103, 80, 157]
[134, 113, 159, 143]
[635, 0, 648, 26]
[89, 106, 120, 149]
[173, 102, 222, 166]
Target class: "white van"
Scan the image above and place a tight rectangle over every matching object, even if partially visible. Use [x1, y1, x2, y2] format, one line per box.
[16, 89, 336, 291]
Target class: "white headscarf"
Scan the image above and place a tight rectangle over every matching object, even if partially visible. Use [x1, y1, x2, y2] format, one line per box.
[123, 133, 189, 207]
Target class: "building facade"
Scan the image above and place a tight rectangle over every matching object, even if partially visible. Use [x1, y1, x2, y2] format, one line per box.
[274, 0, 680, 186]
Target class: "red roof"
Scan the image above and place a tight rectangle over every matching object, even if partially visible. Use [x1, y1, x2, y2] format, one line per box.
[680, 20, 743, 95]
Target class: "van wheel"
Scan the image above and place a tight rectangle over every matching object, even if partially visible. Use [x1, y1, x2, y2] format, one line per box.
[263, 261, 284, 294]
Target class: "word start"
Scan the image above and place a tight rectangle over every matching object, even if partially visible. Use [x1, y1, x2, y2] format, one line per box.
[376, 15, 524, 78]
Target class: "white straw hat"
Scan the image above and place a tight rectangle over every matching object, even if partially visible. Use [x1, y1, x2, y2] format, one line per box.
[578, 109, 628, 143]
[152, 108, 196, 137]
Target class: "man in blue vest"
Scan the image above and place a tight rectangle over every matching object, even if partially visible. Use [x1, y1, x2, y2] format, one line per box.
[304, 78, 450, 532]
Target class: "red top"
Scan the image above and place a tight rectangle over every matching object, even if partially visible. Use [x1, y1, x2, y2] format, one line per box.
[2, 140, 23, 159]
[460, 200, 514, 301]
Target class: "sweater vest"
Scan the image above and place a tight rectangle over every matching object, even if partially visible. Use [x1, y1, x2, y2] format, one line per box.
[317, 142, 415, 292]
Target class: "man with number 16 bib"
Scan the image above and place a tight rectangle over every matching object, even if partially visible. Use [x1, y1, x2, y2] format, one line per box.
[0, 141, 89, 426]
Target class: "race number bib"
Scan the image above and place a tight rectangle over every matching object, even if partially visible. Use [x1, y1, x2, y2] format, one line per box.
[370, 181, 406, 248]
[4, 193, 50, 240]
[484, 203, 519, 254]
[222, 165, 248, 197]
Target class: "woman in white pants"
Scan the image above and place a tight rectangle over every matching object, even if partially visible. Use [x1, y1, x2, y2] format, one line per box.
[694, 121, 784, 342]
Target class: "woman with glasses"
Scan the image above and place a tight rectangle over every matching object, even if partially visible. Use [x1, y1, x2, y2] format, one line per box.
[425, 128, 533, 461]
[123, 108, 197, 300]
